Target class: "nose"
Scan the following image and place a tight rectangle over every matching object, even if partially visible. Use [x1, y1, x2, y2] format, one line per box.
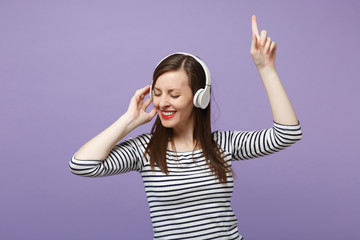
[158, 94, 170, 109]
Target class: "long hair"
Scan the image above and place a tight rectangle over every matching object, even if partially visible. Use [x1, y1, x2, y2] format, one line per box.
[145, 53, 232, 183]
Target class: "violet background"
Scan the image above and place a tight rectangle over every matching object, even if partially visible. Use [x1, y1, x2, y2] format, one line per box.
[1, 0, 359, 239]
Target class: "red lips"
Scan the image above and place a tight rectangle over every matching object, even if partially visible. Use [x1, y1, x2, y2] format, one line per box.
[161, 111, 176, 119]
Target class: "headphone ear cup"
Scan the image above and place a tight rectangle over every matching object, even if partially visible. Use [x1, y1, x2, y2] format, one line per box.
[149, 85, 153, 101]
[193, 87, 210, 109]
[193, 89, 203, 108]
[200, 86, 210, 109]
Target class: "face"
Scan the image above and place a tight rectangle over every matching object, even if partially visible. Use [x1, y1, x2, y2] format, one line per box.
[152, 70, 194, 131]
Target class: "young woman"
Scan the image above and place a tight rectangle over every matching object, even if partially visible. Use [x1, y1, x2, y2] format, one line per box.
[70, 15, 302, 240]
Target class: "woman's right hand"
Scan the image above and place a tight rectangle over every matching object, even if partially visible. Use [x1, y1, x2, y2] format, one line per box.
[124, 85, 157, 129]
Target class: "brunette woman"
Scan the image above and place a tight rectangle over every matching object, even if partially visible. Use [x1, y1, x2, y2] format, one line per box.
[70, 15, 302, 240]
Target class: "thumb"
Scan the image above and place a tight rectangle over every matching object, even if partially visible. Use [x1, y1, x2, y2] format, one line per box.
[147, 108, 157, 122]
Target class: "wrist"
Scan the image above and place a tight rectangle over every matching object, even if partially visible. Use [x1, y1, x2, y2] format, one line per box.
[117, 113, 137, 132]
[257, 64, 276, 73]
[256, 65, 281, 85]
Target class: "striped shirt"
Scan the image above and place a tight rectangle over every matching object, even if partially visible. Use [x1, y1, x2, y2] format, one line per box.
[69, 122, 302, 239]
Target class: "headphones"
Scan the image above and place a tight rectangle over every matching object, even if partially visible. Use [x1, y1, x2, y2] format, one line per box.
[149, 52, 211, 109]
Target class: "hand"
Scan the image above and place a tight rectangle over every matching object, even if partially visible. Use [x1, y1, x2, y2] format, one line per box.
[124, 85, 157, 128]
[250, 15, 277, 70]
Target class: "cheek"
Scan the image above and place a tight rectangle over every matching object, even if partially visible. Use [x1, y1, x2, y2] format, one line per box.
[178, 101, 194, 114]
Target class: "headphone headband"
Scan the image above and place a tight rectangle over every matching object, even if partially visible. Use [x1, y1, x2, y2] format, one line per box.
[154, 52, 211, 87]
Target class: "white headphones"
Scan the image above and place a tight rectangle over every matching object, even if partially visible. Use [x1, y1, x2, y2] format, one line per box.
[149, 52, 211, 109]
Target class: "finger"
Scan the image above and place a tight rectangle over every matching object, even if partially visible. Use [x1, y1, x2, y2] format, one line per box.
[270, 41, 277, 53]
[260, 30, 267, 46]
[133, 86, 150, 106]
[264, 37, 271, 54]
[251, 15, 259, 38]
[135, 85, 151, 97]
[144, 85, 151, 94]
[133, 93, 141, 104]
[142, 97, 152, 111]
[250, 33, 258, 54]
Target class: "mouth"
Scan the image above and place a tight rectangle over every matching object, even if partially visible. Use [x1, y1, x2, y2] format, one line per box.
[161, 110, 176, 119]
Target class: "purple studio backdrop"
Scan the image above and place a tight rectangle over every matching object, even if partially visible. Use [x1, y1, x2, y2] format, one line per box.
[1, 0, 359, 239]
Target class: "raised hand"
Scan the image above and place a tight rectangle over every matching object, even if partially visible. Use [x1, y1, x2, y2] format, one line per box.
[250, 15, 277, 69]
[125, 85, 157, 128]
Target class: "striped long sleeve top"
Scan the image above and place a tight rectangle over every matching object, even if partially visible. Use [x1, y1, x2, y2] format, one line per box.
[69, 122, 302, 240]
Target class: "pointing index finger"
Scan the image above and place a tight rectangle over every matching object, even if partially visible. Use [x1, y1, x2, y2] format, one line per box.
[252, 15, 259, 38]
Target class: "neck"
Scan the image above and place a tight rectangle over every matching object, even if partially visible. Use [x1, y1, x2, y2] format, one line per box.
[170, 123, 198, 152]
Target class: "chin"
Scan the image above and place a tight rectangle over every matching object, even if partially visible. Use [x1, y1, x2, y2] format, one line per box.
[160, 119, 176, 129]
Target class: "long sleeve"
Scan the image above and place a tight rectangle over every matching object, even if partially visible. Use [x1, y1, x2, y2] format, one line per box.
[69, 134, 151, 177]
[213, 122, 302, 160]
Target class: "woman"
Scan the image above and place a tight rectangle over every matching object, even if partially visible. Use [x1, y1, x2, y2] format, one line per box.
[70, 15, 302, 239]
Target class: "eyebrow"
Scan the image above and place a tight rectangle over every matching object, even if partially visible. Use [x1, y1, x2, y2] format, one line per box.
[154, 87, 181, 92]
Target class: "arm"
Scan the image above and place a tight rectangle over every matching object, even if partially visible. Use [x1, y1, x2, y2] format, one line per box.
[250, 15, 299, 125]
[69, 134, 151, 176]
[212, 16, 302, 161]
[214, 122, 302, 161]
[74, 85, 156, 161]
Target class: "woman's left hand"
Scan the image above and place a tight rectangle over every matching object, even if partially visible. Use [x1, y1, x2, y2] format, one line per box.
[250, 15, 277, 70]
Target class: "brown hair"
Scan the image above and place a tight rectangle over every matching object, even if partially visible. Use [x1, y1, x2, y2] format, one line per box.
[145, 53, 232, 183]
